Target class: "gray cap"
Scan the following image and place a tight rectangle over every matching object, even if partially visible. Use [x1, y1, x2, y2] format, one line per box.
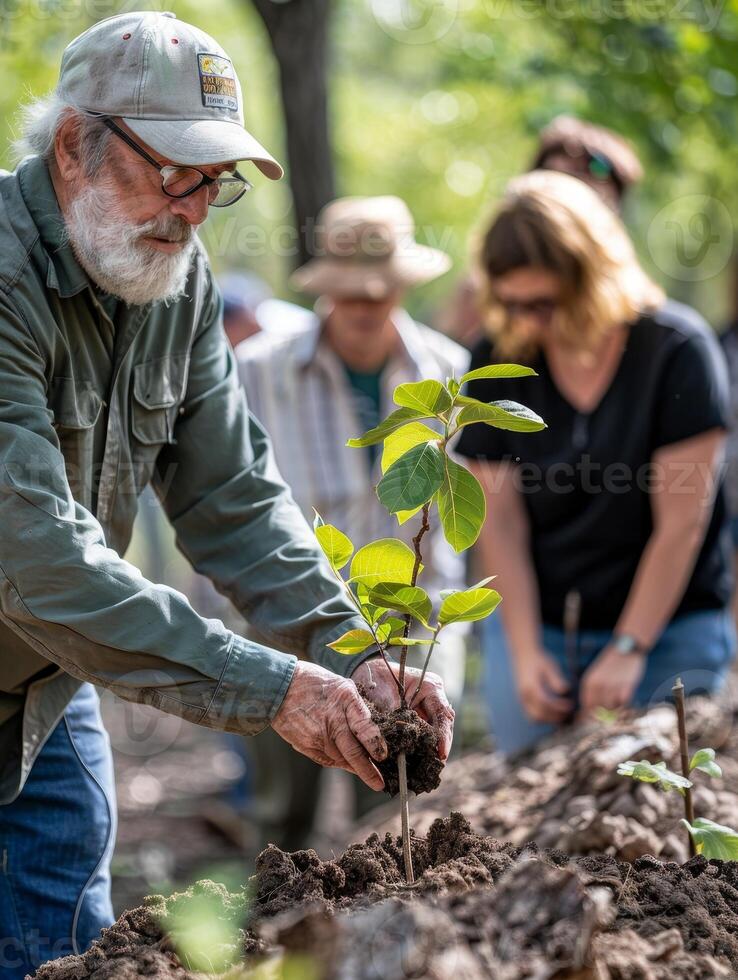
[57, 10, 283, 178]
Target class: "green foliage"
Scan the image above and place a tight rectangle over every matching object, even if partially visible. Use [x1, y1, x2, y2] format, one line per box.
[366, 582, 433, 626]
[346, 407, 430, 448]
[393, 379, 453, 416]
[460, 365, 539, 385]
[327, 628, 377, 654]
[376, 441, 446, 513]
[438, 586, 501, 625]
[617, 759, 693, 795]
[349, 538, 419, 587]
[315, 523, 354, 571]
[381, 421, 441, 473]
[438, 457, 486, 552]
[690, 747, 723, 779]
[150, 879, 247, 973]
[682, 818, 738, 861]
[455, 398, 547, 433]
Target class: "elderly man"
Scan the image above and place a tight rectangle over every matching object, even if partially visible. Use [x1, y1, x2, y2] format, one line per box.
[0, 13, 453, 976]
[237, 196, 469, 849]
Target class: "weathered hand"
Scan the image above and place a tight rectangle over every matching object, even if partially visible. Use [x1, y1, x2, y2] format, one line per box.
[351, 657, 455, 762]
[578, 647, 646, 717]
[514, 648, 573, 724]
[271, 661, 388, 790]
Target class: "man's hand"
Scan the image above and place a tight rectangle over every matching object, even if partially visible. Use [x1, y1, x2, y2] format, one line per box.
[578, 647, 646, 718]
[351, 657, 455, 762]
[513, 648, 573, 724]
[271, 661, 388, 790]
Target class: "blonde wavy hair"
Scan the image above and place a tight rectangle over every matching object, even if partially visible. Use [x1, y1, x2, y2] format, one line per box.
[478, 170, 663, 360]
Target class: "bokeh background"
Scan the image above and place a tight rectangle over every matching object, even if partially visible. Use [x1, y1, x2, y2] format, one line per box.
[3, 0, 738, 913]
[1, 0, 737, 324]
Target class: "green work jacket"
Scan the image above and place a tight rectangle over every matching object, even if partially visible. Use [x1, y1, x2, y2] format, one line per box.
[0, 155, 370, 804]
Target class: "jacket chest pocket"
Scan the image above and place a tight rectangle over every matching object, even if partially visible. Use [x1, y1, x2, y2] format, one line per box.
[131, 356, 190, 447]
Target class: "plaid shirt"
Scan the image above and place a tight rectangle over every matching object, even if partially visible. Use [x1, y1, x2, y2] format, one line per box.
[236, 308, 471, 700]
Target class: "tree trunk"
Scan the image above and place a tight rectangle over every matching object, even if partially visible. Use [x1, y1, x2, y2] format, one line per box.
[250, 0, 335, 267]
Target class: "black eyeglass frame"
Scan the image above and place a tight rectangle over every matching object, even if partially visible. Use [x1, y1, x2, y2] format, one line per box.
[102, 117, 251, 207]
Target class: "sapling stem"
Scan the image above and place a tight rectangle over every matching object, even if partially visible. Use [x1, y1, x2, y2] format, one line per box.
[398, 502, 431, 702]
[398, 751, 414, 883]
[673, 676, 696, 858]
[408, 627, 442, 710]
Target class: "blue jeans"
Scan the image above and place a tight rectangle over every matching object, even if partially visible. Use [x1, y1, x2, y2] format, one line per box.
[482, 608, 737, 755]
[0, 684, 116, 978]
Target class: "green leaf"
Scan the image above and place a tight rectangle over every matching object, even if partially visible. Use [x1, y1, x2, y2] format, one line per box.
[312, 508, 325, 530]
[377, 441, 445, 514]
[388, 636, 431, 646]
[366, 583, 432, 625]
[455, 398, 546, 433]
[396, 504, 424, 526]
[617, 760, 692, 795]
[438, 457, 486, 553]
[460, 363, 538, 385]
[375, 622, 393, 644]
[438, 587, 501, 625]
[394, 379, 452, 416]
[315, 524, 353, 571]
[447, 377, 460, 397]
[682, 818, 738, 860]
[347, 407, 429, 448]
[383, 616, 407, 636]
[381, 421, 441, 474]
[327, 629, 376, 655]
[349, 538, 419, 589]
[689, 747, 723, 779]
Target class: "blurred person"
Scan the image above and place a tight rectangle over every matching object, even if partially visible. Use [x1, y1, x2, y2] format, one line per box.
[237, 195, 469, 848]
[456, 170, 734, 755]
[0, 14, 453, 976]
[437, 115, 643, 349]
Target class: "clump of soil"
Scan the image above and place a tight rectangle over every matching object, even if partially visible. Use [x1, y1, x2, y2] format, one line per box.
[32, 813, 738, 980]
[369, 704, 443, 796]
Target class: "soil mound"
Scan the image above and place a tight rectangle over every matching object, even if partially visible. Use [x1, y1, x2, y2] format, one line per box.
[368, 703, 444, 796]
[31, 813, 738, 980]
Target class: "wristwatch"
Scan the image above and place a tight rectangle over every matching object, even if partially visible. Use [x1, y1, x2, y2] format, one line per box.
[612, 633, 649, 656]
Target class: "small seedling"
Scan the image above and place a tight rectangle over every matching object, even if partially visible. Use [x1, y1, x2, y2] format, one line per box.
[617, 747, 738, 860]
[313, 366, 545, 881]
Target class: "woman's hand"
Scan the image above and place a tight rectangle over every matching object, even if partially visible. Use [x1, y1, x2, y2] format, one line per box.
[514, 649, 573, 723]
[578, 647, 646, 716]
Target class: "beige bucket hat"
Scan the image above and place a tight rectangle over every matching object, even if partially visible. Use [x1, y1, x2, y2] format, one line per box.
[290, 196, 452, 299]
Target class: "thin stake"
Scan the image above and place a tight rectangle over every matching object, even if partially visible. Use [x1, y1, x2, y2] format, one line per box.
[398, 750, 414, 883]
[672, 676, 696, 858]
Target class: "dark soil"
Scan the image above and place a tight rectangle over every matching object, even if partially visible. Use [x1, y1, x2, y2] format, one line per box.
[369, 704, 443, 796]
[32, 812, 738, 979]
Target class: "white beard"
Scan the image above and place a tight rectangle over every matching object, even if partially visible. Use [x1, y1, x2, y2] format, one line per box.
[64, 179, 197, 307]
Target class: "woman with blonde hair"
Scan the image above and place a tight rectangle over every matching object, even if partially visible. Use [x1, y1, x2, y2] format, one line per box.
[457, 170, 735, 753]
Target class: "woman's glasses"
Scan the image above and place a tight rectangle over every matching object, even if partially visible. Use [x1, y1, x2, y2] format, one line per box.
[496, 296, 558, 325]
[102, 118, 252, 208]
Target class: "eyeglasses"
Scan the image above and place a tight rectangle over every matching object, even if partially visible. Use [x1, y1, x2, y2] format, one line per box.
[496, 296, 558, 324]
[102, 118, 252, 208]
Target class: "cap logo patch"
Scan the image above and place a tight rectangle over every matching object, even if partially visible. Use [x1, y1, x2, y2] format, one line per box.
[197, 53, 238, 112]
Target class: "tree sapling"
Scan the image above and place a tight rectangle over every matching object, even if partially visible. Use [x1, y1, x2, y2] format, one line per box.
[313, 365, 545, 880]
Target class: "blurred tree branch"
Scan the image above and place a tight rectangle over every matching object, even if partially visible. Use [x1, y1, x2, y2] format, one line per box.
[250, 0, 335, 267]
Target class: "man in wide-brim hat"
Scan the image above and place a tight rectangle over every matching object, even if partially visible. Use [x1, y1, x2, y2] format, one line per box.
[237, 195, 469, 849]
[0, 16, 454, 975]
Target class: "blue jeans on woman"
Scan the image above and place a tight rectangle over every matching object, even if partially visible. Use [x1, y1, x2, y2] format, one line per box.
[482, 608, 737, 756]
[0, 684, 116, 978]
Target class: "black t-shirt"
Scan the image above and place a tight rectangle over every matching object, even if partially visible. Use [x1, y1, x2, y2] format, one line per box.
[456, 301, 733, 630]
